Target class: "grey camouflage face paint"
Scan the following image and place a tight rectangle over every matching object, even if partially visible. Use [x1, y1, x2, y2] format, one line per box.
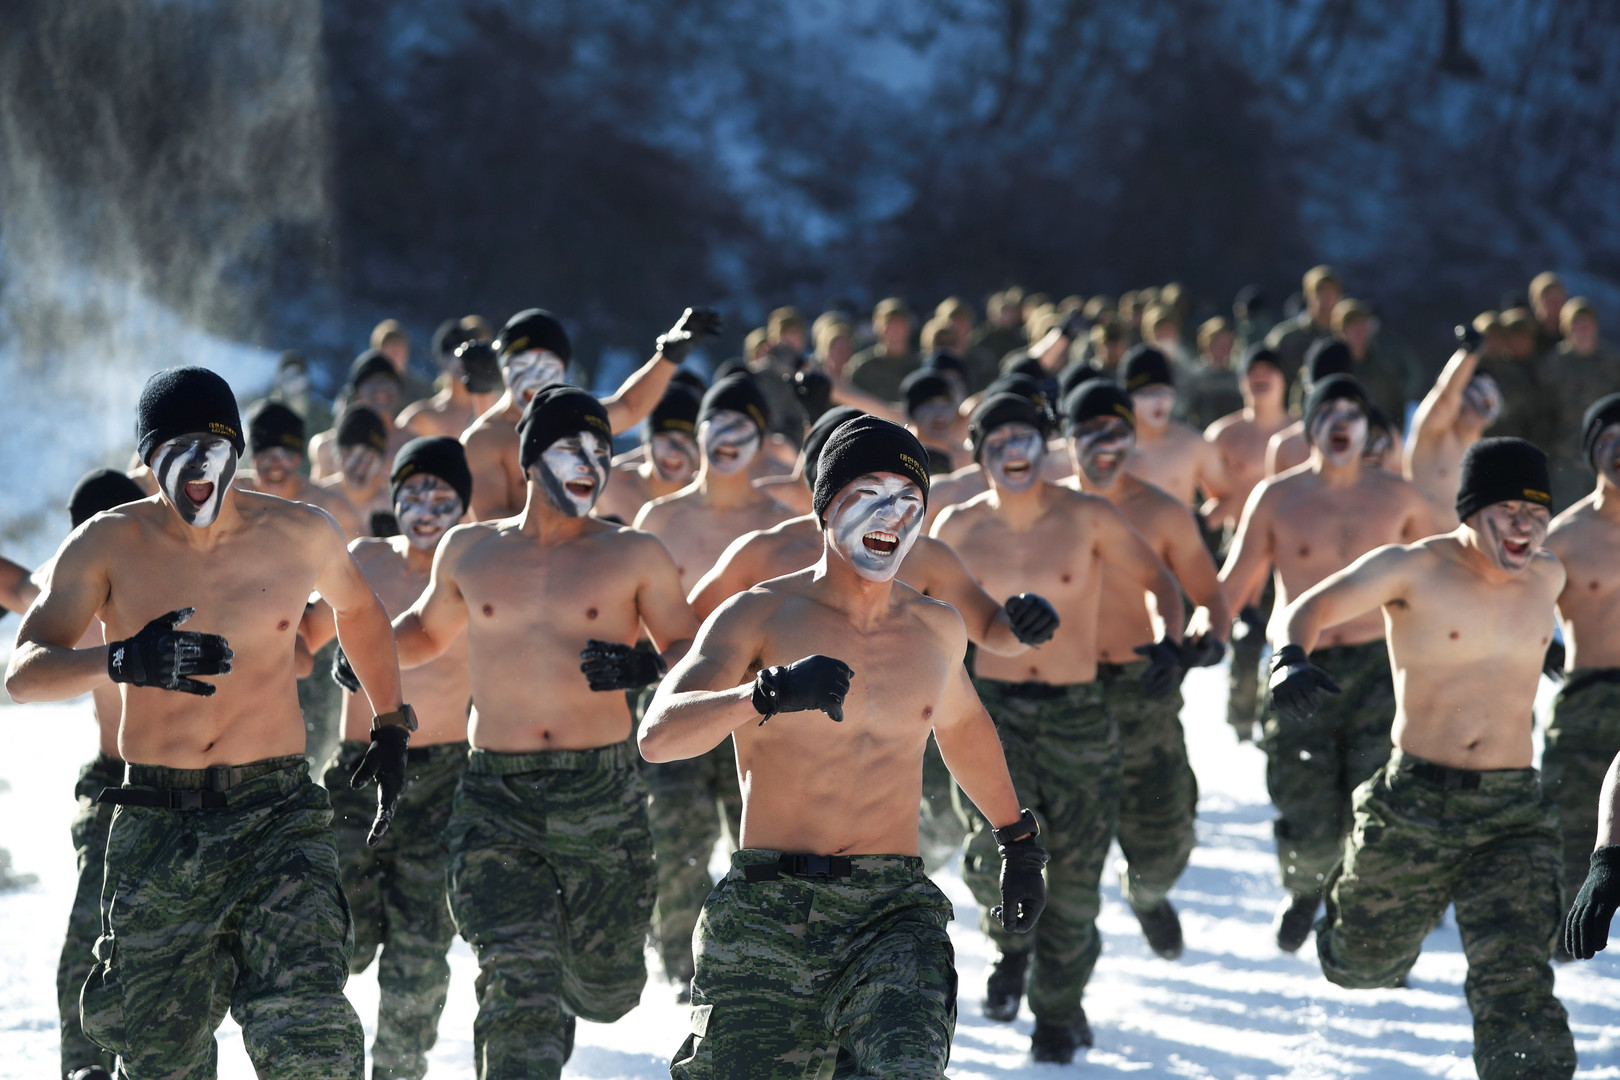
[537, 430, 611, 516]
[252, 447, 300, 486]
[1463, 372, 1502, 428]
[827, 473, 924, 582]
[699, 410, 761, 476]
[1473, 500, 1549, 574]
[650, 430, 699, 485]
[394, 473, 462, 550]
[1131, 386, 1175, 430]
[1309, 399, 1367, 467]
[341, 444, 384, 488]
[152, 434, 237, 529]
[1594, 423, 1620, 488]
[983, 422, 1045, 492]
[503, 349, 567, 405]
[911, 399, 956, 443]
[1071, 416, 1134, 486]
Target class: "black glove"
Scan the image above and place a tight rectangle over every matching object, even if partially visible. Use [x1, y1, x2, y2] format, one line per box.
[1543, 639, 1566, 682]
[330, 646, 360, 694]
[1232, 604, 1266, 643]
[1565, 846, 1620, 960]
[792, 368, 833, 423]
[1133, 638, 1186, 699]
[579, 640, 667, 691]
[655, 307, 723, 363]
[1057, 310, 1088, 342]
[1268, 643, 1342, 724]
[752, 655, 852, 723]
[990, 811, 1049, 934]
[350, 725, 410, 846]
[107, 607, 233, 696]
[1004, 593, 1059, 647]
[1180, 632, 1226, 669]
[370, 510, 400, 538]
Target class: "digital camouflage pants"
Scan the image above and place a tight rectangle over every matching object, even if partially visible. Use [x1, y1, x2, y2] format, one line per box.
[1539, 668, 1620, 919]
[325, 740, 467, 1080]
[445, 743, 655, 1080]
[672, 850, 956, 1080]
[960, 678, 1120, 1027]
[1317, 749, 1575, 1080]
[81, 756, 363, 1080]
[58, 753, 122, 1079]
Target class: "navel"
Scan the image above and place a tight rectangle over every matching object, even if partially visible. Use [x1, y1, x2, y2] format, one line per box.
[922, 705, 934, 720]
[482, 604, 495, 617]
[1449, 630, 1459, 640]
[1297, 545, 1311, 557]
[1060, 573, 1072, 584]
[586, 607, 599, 620]
[1591, 580, 1602, 592]
[277, 619, 290, 631]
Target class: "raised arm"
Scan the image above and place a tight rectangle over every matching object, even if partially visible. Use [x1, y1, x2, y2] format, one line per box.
[1093, 501, 1185, 642]
[603, 308, 721, 434]
[392, 524, 475, 668]
[1405, 348, 1478, 467]
[1280, 544, 1412, 653]
[4, 528, 111, 702]
[1219, 482, 1276, 612]
[640, 593, 773, 763]
[311, 514, 403, 717]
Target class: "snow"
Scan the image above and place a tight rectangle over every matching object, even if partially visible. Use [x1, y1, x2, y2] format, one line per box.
[1, 665, 1616, 1079]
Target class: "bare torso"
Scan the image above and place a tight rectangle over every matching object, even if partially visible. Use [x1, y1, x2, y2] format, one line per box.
[1266, 422, 1308, 476]
[1206, 410, 1289, 531]
[922, 465, 987, 528]
[1090, 476, 1198, 662]
[236, 473, 363, 540]
[1547, 493, 1620, 671]
[460, 398, 527, 520]
[398, 389, 477, 440]
[1127, 421, 1219, 507]
[595, 462, 678, 525]
[634, 484, 793, 593]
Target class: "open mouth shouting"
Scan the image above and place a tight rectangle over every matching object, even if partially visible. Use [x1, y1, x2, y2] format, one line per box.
[184, 480, 215, 507]
[1003, 459, 1031, 478]
[1329, 431, 1352, 455]
[1502, 536, 1531, 559]
[564, 475, 597, 499]
[863, 530, 900, 556]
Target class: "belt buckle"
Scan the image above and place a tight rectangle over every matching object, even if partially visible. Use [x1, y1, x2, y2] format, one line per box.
[805, 855, 833, 878]
[169, 789, 205, 811]
[203, 765, 232, 793]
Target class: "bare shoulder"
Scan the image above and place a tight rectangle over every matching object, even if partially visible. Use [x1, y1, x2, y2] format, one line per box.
[239, 487, 344, 538]
[1530, 546, 1566, 593]
[67, 498, 161, 556]
[635, 484, 698, 526]
[1205, 410, 1246, 441]
[461, 406, 512, 446]
[901, 582, 968, 651]
[1547, 495, 1599, 539]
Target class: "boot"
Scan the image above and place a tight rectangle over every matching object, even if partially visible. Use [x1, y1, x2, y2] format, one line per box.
[982, 949, 1029, 1022]
[1030, 1011, 1093, 1063]
[1274, 891, 1319, 952]
[1131, 898, 1185, 959]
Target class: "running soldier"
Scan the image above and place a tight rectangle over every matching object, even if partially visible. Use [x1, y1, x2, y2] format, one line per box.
[1279, 437, 1576, 1079]
[641, 415, 1045, 1079]
[235, 401, 363, 539]
[391, 386, 697, 1077]
[594, 380, 703, 525]
[1118, 345, 1230, 510]
[6, 366, 411, 1078]
[1405, 340, 1503, 527]
[933, 392, 1184, 1061]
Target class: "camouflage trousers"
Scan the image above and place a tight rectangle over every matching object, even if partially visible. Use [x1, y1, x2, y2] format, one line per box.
[1261, 639, 1394, 896]
[58, 753, 122, 1079]
[960, 679, 1120, 1026]
[325, 740, 467, 1080]
[918, 735, 969, 874]
[645, 738, 743, 987]
[298, 639, 343, 780]
[1317, 749, 1575, 1080]
[1227, 590, 1272, 737]
[1100, 661, 1197, 910]
[82, 756, 363, 1079]
[445, 743, 655, 1080]
[672, 850, 956, 1080]
[1540, 669, 1620, 918]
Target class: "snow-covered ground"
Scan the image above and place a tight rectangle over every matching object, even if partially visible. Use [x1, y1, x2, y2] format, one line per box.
[1, 666, 1615, 1079]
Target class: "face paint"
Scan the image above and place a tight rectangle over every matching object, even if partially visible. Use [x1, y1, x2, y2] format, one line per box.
[356, 375, 401, 417]
[1070, 417, 1135, 487]
[698, 410, 762, 476]
[536, 430, 611, 516]
[1473, 500, 1549, 574]
[394, 473, 463, 550]
[503, 349, 566, 405]
[1361, 423, 1393, 467]
[252, 447, 301, 486]
[151, 434, 238, 529]
[911, 399, 956, 442]
[1594, 423, 1620, 488]
[649, 431, 699, 485]
[1462, 373, 1503, 428]
[982, 422, 1045, 492]
[341, 444, 383, 488]
[1309, 399, 1368, 467]
[1130, 386, 1175, 430]
[278, 369, 311, 399]
[826, 473, 925, 582]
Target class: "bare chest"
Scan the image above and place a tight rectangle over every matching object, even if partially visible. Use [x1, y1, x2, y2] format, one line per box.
[458, 540, 643, 645]
[954, 515, 1099, 607]
[1272, 491, 1406, 576]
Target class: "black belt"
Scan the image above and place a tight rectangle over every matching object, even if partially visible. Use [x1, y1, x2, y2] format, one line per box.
[996, 681, 1073, 701]
[408, 746, 436, 763]
[742, 854, 854, 882]
[1408, 760, 1481, 791]
[1561, 668, 1620, 700]
[1095, 663, 1129, 681]
[98, 787, 229, 810]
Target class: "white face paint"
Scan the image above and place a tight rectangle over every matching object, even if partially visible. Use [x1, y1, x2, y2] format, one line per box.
[1309, 399, 1368, 467]
[1130, 385, 1176, 430]
[826, 473, 925, 582]
[1472, 500, 1549, 574]
[982, 421, 1045, 492]
[340, 443, 384, 488]
[536, 430, 611, 516]
[503, 349, 567, 405]
[1070, 416, 1135, 487]
[1462, 373, 1503, 428]
[1594, 423, 1620, 488]
[649, 430, 700, 485]
[152, 434, 237, 529]
[698, 410, 762, 476]
[911, 399, 957, 443]
[1362, 422, 1393, 467]
[278, 369, 311, 399]
[394, 473, 463, 550]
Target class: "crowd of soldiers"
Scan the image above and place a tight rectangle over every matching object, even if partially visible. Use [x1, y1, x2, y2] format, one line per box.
[2, 261, 1619, 1080]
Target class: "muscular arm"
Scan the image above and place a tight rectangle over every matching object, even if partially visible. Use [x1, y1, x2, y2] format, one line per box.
[1280, 544, 1412, 652]
[1219, 483, 1275, 612]
[932, 658, 1023, 829]
[0, 553, 41, 612]
[4, 528, 112, 702]
[312, 516, 403, 716]
[1597, 750, 1620, 849]
[300, 599, 337, 653]
[1404, 349, 1477, 477]
[635, 534, 700, 667]
[639, 594, 769, 763]
[392, 525, 474, 668]
[1162, 506, 1231, 642]
[1094, 501, 1185, 642]
[689, 532, 767, 622]
[601, 353, 677, 435]
[913, 537, 1027, 656]
[460, 422, 517, 521]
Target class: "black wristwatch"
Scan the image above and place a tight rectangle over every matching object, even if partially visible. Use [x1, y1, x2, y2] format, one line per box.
[372, 704, 418, 733]
[993, 808, 1040, 847]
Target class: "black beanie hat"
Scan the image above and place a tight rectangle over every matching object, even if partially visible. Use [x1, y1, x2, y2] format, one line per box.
[1580, 393, 1620, 470]
[518, 385, 611, 471]
[336, 405, 388, 453]
[670, 368, 709, 395]
[970, 392, 1051, 462]
[68, 468, 146, 528]
[1455, 437, 1552, 522]
[248, 401, 306, 455]
[1302, 374, 1371, 444]
[985, 372, 1046, 407]
[801, 405, 865, 488]
[647, 383, 702, 439]
[432, 318, 476, 363]
[135, 366, 245, 463]
[348, 349, 400, 391]
[1241, 344, 1285, 375]
[1057, 362, 1106, 404]
[923, 349, 967, 379]
[455, 340, 503, 394]
[497, 308, 572, 362]
[812, 415, 931, 522]
[1121, 345, 1174, 392]
[1304, 338, 1354, 387]
[698, 373, 768, 433]
[900, 369, 953, 416]
[1000, 352, 1043, 381]
[391, 436, 473, 512]
[1063, 381, 1135, 436]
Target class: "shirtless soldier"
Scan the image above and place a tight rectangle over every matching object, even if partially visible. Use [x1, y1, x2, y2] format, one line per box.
[235, 401, 363, 538]
[1404, 342, 1503, 527]
[1279, 437, 1576, 1079]
[1064, 381, 1230, 959]
[392, 386, 696, 1077]
[1542, 394, 1620, 932]
[933, 392, 1185, 1061]
[1119, 345, 1229, 511]
[593, 381, 702, 524]
[1221, 374, 1437, 950]
[641, 415, 1046, 1079]
[6, 367, 412, 1078]
[462, 306, 719, 520]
